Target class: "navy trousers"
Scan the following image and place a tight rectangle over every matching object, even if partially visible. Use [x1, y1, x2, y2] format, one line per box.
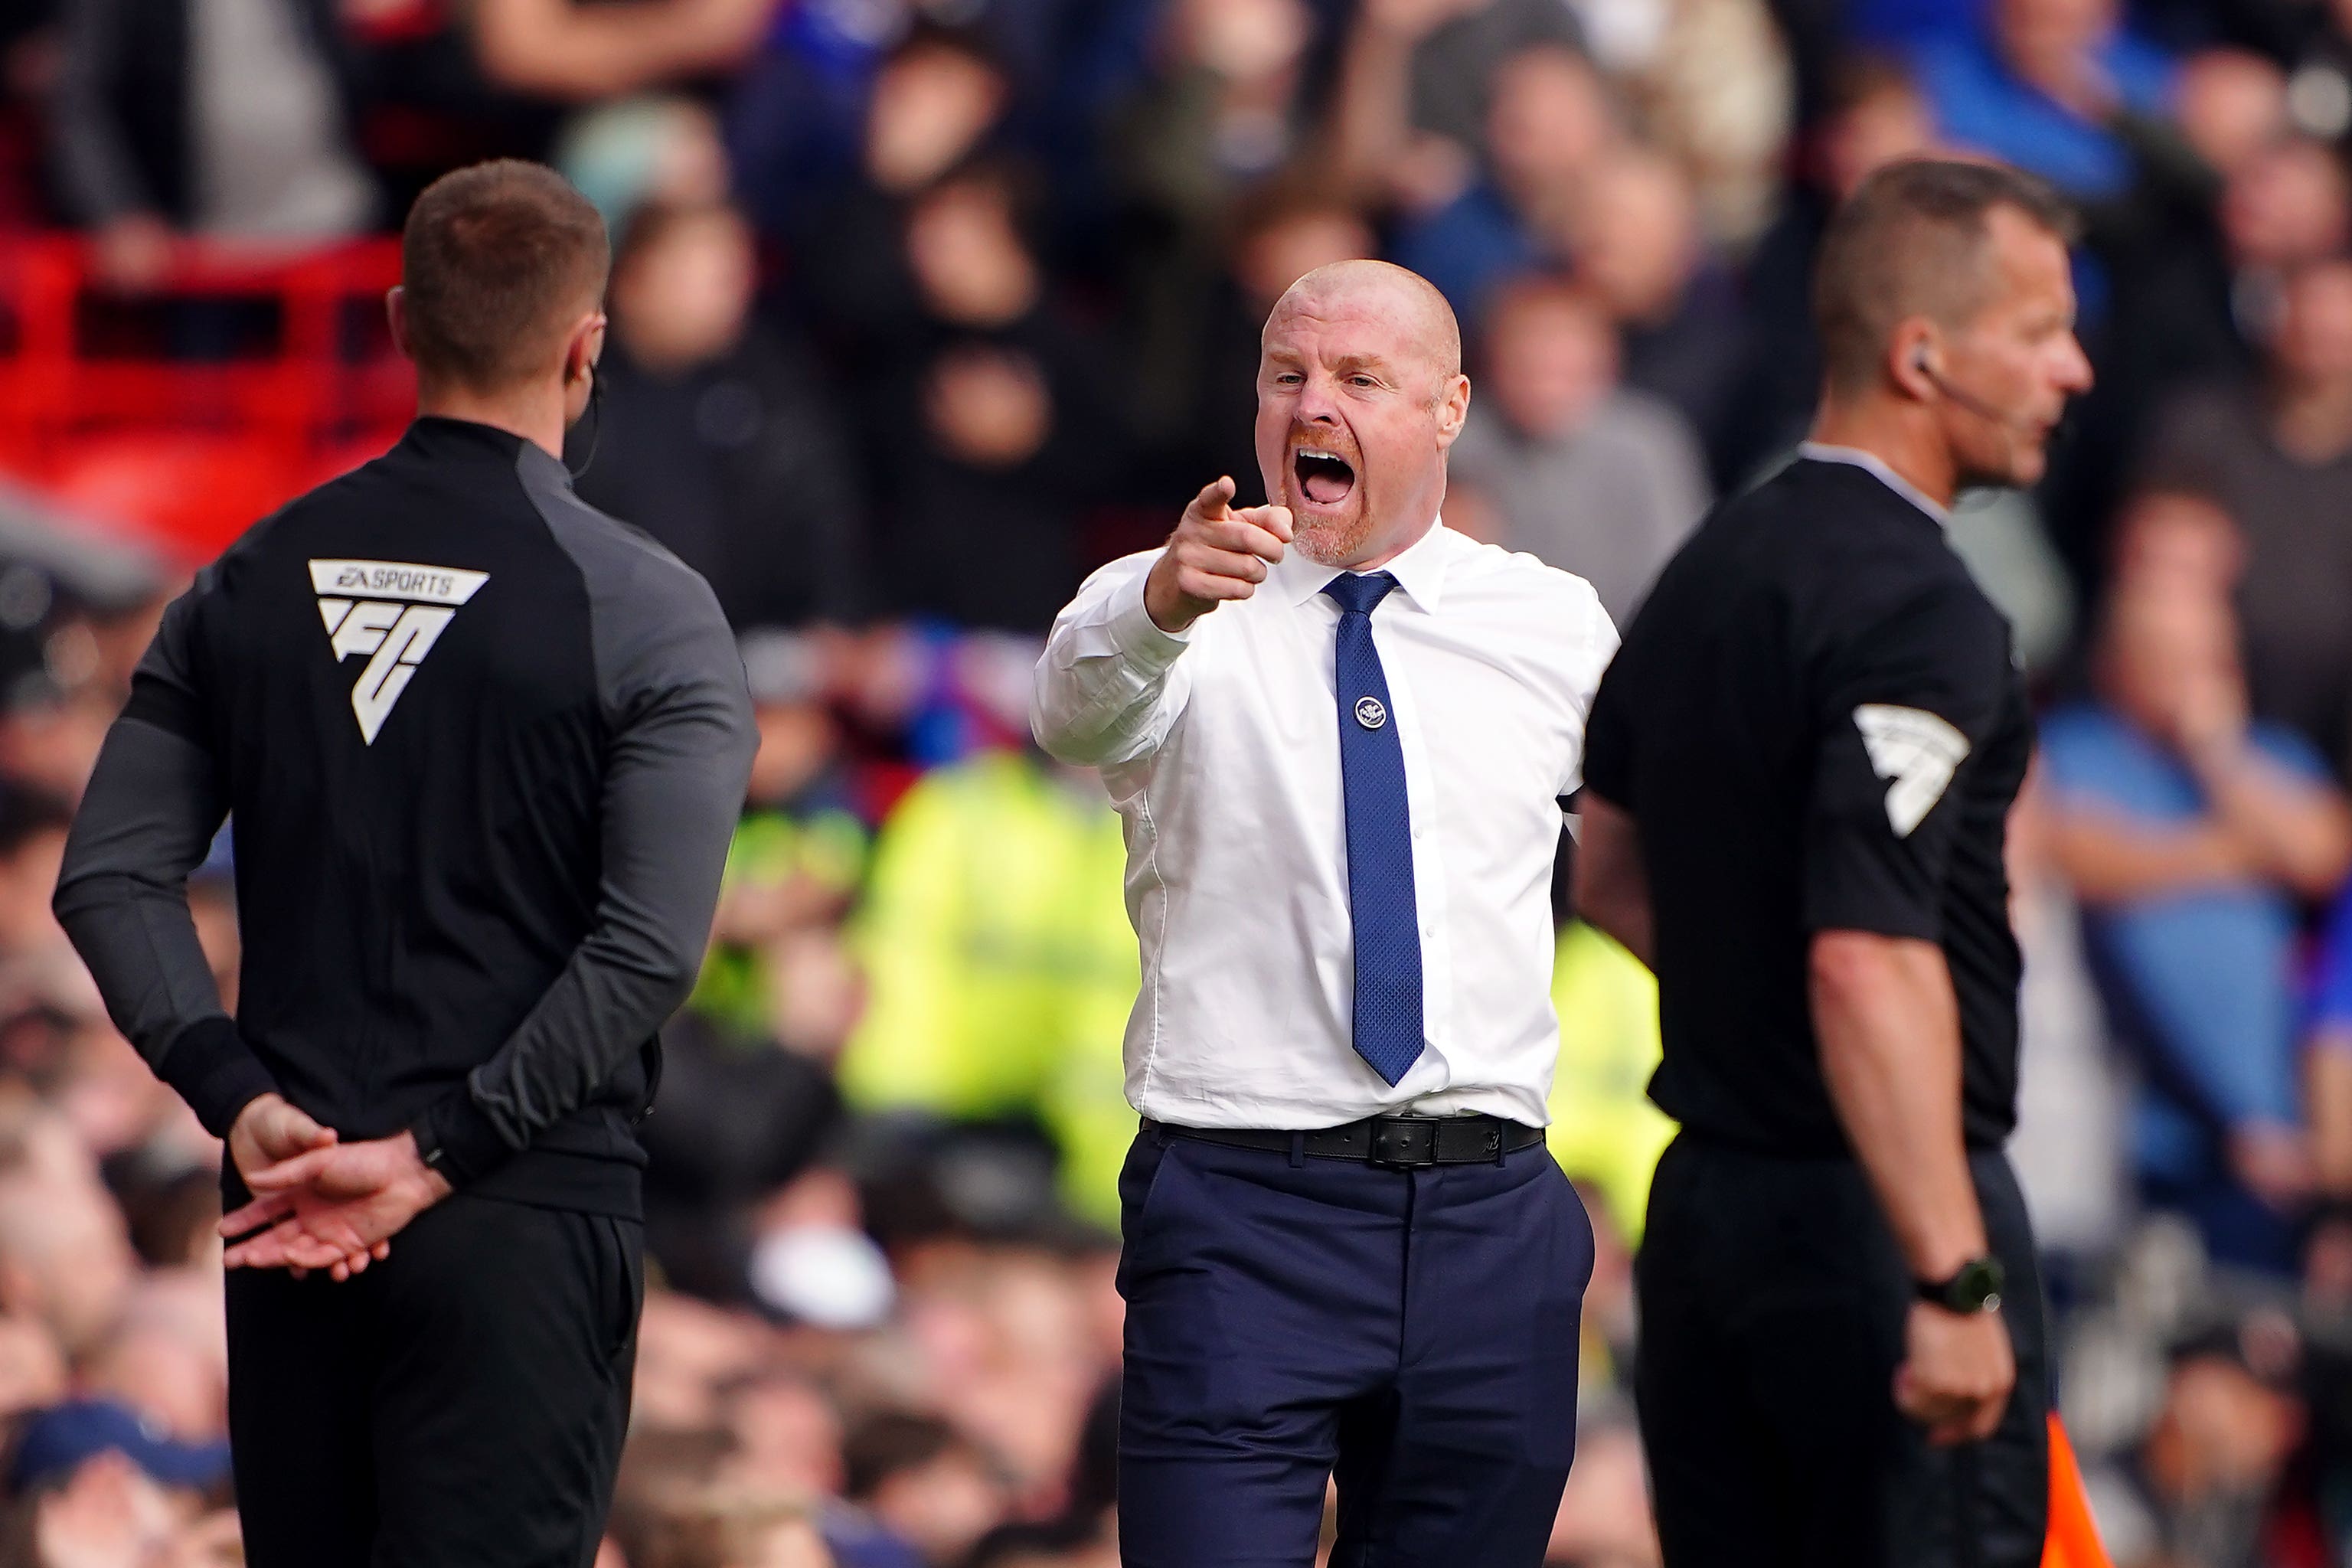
[1116, 1125, 1593, 1568]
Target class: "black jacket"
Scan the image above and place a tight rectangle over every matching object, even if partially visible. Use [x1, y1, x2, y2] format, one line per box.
[55, 418, 757, 1217]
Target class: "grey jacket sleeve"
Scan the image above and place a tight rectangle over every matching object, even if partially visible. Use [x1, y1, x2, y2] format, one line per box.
[54, 584, 276, 1137]
[410, 506, 756, 1186]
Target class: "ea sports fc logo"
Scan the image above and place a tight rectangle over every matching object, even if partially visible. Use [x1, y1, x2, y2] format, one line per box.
[309, 559, 490, 744]
[1354, 696, 1387, 730]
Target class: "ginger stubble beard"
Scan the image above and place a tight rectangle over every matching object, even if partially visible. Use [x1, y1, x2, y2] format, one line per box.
[1283, 420, 1375, 567]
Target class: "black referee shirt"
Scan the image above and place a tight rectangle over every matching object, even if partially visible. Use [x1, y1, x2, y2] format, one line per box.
[54, 418, 757, 1217]
[1582, 450, 2033, 1157]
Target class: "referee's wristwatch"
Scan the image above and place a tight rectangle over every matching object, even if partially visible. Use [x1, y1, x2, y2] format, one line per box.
[1916, 1256, 2006, 1315]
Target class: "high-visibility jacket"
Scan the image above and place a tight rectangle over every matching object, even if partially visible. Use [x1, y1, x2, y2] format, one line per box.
[1546, 922, 1677, 1243]
[838, 750, 1135, 1224]
[690, 804, 870, 1037]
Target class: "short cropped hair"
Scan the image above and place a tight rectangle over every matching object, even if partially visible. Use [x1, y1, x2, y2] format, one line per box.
[400, 160, 610, 391]
[1813, 158, 2079, 394]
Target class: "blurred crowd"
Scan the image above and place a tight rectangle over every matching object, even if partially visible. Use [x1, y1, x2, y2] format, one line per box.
[11, 0, 2352, 1564]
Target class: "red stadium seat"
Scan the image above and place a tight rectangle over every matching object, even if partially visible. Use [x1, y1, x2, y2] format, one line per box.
[0, 235, 412, 564]
[41, 433, 307, 560]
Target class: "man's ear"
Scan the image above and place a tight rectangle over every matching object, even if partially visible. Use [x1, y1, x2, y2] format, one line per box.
[1890, 319, 1939, 403]
[386, 286, 413, 363]
[1436, 373, 1472, 449]
[567, 312, 608, 385]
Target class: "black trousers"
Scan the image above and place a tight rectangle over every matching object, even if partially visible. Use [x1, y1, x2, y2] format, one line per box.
[1636, 1135, 2050, 1568]
[226, 1194, 642, 1568]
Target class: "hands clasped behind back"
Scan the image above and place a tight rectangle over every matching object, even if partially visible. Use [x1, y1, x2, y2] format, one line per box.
[219, 1093, 452, 1282]
[1144, 477, 1295, 635]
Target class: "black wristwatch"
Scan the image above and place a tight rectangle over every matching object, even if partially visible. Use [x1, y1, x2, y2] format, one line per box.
[1916, 1256, 2006, 1315]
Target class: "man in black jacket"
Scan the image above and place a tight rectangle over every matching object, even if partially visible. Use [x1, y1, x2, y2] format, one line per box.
[53, 160, 756, 1566]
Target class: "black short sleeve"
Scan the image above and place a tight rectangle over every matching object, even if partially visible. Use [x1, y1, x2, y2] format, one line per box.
[1581, 648, 1636, 806]
[1802, 579, 2011, 939]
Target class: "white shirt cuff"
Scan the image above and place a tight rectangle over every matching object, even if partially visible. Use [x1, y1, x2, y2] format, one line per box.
[1109, 564, 1191, 671]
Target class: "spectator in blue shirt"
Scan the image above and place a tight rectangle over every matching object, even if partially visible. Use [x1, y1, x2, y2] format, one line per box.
[2042, 566, 2352, 1272]
[2306, 887, 2352, 1236]
[1911, 0, 2175, 201]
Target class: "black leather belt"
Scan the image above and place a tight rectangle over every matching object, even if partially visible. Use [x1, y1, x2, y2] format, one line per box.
[1145, 1113, 1544, 1169]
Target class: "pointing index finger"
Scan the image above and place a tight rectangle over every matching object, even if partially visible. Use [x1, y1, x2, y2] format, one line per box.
[1191, 475, 1236, 521]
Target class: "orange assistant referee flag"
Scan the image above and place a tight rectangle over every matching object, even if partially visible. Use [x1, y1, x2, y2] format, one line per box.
[2042, 1415, 2112, 1568]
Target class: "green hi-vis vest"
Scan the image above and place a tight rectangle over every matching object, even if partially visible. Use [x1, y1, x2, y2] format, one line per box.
[839, 750, 1138, 1226]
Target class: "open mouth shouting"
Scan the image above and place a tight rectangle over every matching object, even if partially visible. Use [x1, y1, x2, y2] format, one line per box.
[1292, 446, 1357, 510]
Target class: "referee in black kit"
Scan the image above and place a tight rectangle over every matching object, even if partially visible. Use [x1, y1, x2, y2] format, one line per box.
[1573, 159, 2092, 1566]
[52, 162, 756, 1564]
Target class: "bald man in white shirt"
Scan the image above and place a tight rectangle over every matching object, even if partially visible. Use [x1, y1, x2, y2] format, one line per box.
[1033, 260, 1617, 1568]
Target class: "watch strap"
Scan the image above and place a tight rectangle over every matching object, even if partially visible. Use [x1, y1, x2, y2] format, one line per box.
[1916, 1255, 2006, 1314]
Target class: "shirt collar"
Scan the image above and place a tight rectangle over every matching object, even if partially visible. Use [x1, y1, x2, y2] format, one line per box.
[1276, 516, 1452, 613]
[1796, 442, 1951, 528]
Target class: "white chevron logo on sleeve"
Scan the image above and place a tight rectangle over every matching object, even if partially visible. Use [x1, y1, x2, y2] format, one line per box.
[309, 560, 489, 744]
[1852, 704, 1970, 838]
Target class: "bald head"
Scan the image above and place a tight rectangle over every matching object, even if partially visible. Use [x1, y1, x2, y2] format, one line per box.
[1269, 260, 1462, 392]
[1254, 259, 1470, 568]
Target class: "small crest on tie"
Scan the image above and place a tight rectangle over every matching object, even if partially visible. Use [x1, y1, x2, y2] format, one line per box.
[1354, 696, 1387, 730]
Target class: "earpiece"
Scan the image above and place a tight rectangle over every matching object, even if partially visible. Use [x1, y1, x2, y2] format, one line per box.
[1910, 345, 2044, 438]
[567, 356, 606, 480]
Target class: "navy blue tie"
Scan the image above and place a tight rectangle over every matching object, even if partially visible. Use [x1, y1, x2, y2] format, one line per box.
[1321, 571, 1424, 1086]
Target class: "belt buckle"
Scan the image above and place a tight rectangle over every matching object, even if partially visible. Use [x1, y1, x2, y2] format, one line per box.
[1368, 1115, 1440, 1170]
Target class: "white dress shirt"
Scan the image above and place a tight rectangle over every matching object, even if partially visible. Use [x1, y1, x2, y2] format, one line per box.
[1031, 519, 1618, 1129]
